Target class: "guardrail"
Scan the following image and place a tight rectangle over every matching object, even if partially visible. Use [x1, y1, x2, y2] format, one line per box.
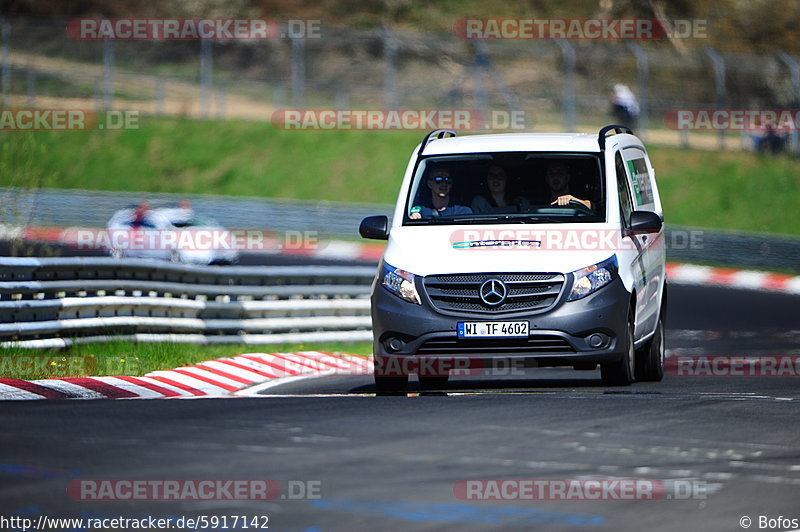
[5, 187, 800, 272]
[666, 224, 800, 273]
[0, 186, 390, 239]
[0, 257, 376, 348]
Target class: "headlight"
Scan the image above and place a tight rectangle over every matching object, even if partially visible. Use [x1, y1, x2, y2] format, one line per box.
[567, 256, 618, 301]
[382, 262, 421, 304]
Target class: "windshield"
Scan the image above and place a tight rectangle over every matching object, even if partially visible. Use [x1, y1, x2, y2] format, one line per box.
[405, 152, 605, 224]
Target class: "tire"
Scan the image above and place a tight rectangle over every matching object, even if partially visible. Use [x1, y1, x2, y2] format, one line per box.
[635, 312, 665, 382]
[374, 374, 409, 393]
[373, 354, 408, 392]
[418, 375, 449, 390]
[601, 311, 635, 386]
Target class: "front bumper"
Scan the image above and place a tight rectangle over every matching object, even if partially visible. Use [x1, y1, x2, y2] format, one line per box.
[371, 274, 630, 374]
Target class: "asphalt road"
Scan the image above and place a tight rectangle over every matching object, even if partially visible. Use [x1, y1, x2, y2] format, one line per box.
[1, 284, 799, 531]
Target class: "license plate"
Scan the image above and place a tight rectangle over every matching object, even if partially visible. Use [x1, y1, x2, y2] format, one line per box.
[457, 321, 529, 338]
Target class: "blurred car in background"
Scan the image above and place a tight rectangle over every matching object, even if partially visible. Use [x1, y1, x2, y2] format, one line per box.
[105, 203, 239, 265]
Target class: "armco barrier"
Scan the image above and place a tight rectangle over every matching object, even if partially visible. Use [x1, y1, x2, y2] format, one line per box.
[666, 224, 800, 273]
[0, 257, 376, 348]
[0, 186, 390, 239]
[4, 187, 800, 272]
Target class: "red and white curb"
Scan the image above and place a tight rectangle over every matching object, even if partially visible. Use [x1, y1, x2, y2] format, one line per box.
[666, 263, 800, 294]
[0, 351, 372, 400]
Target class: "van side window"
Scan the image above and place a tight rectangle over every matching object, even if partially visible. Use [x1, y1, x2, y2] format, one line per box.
[621, 148, 655, 211]
[615, 152, 633, 228]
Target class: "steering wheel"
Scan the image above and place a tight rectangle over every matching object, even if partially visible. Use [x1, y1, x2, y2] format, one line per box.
[569, 199, 593, 212]
[551, 199, 593, 214]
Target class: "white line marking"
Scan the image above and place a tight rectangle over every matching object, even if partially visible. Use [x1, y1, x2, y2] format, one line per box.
[235, 373, 337, 396]
[0, 382, 46, 400]
[97, 376, 170, 398]
[32, 379, 106, 399]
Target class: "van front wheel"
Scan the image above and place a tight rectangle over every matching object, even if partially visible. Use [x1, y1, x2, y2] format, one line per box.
[418, 375, 449, 390]
[635, 313, 665, 382]
[601, 312, 635, 386]
[374, 375, 408, 393]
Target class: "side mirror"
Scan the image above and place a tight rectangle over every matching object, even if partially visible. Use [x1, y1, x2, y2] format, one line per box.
[629, 211, 662, 234]
[359, 215, 389, 240]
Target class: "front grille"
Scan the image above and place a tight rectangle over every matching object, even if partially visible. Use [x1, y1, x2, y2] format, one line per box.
[423, 272, 565, 315]
[417, 335, 575, 355]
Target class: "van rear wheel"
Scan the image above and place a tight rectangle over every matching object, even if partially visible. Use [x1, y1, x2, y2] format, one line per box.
[601, 312, 635, 386]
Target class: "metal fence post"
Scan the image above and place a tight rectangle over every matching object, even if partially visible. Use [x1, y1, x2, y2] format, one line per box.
[473, 42, 490, 126]
[102, 37, 114, 110]
[291, 36, 305, 109]
[200, 37, 213, 118]
[1, 19, 10, 108]
[680, 128, 690, 149]
[334, 89, 349, 110]
[704, 47, 726, 150]
[155, 77, 165, 115]
[382, 26, 398, 109]
[555, 40, 576, 132]
[26, 68, 35, 107]
[215, 85, 226, 119]
[94, 80, 102, 111]
[272, 85, 286, 109]
[627, 43, 649, 138]
[777, 51, 799, 155]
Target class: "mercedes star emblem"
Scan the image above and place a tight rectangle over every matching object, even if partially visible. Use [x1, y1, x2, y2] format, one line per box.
[479, 278, 507, 306]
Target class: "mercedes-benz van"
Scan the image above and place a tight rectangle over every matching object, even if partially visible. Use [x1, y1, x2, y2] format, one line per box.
[360, 125, 666, 391]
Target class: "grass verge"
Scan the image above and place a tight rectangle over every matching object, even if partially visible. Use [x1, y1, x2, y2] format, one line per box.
[2, 117, 800, 235]
[0, 340, 373, 380]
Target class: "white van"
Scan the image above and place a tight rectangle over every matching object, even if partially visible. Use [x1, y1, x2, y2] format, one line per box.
[360, 126, 666, 391]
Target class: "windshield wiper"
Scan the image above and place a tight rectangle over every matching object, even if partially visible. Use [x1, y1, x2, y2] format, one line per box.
[449, 215, 567, 224]
[451, 214, 518, 222]
[406, 215, 579, 225]
[513, 215, 571, 224]
[405, 217, 463, 224]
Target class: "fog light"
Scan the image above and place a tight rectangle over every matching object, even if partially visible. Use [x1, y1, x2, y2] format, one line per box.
[587, 333, 608, 349]
[385, 337, 405, 353]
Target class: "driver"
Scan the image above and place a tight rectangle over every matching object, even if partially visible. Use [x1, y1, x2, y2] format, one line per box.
[545, 161, 592, 209]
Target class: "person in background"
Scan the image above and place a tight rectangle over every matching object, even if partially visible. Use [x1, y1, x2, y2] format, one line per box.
[759, 124, 785, 154]
[172, 199, 195, 227]
[130, 201, 150, 228]
[610, 84, 639, 128]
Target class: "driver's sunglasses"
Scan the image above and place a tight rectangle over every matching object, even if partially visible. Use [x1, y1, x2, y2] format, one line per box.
[431, 176, 452, 184]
